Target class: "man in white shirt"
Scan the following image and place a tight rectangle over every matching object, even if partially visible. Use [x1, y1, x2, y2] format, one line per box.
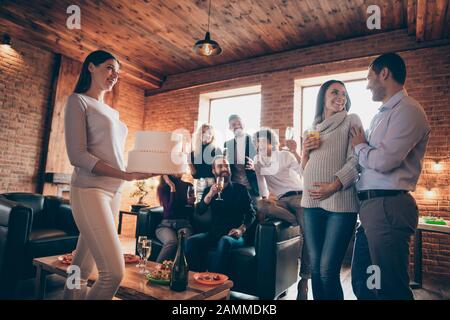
[248, 128, 310, 300]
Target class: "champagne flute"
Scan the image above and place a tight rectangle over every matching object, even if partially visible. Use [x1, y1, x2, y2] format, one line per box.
[283, 127, 294, 151]
[136, 236, 147, 268]
[186, 185, 195, 207]
[215, 176, 224, 201]
[141, 239, 152, 274]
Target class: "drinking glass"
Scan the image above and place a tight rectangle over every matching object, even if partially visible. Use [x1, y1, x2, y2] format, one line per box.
[215, 177, 224, 201]
[136, 236, 147, 268]
[307, 125, 320, 139]
[186, 185, 195, 207]
[141, 239, 152, 274]
[283, 126, 295, 151]
[285, 127, 294, 140]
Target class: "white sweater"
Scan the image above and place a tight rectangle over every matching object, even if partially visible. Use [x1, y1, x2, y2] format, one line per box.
[254, 150, 303, 199]
[64, 93, 128, 193]
[301, 111, 361, 213]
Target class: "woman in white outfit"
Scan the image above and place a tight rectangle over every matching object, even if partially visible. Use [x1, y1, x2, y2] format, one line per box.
[63, 50, 155, 300]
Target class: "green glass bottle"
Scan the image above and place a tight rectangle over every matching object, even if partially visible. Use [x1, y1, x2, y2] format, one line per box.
[170, 231, 189, 292]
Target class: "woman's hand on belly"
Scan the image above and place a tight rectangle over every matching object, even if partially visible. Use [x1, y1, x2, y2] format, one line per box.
[308, 179, 343, 201]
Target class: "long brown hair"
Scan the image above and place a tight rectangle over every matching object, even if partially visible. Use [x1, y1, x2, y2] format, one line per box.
[74, 50, 120, 93]
[314, 80, 351, 125]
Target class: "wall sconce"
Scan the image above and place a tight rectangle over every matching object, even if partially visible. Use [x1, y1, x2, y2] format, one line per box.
[431, 161, 443, 173]
[1, 34, 12, 46]
[424, 188, 436, 199]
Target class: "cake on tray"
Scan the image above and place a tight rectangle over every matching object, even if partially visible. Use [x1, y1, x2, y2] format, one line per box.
[127, 131, 188, 174]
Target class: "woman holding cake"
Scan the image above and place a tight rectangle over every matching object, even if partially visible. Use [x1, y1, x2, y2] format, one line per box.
[155, 174, 194, 262]
[63, 50, 156, 300]
[189, 123, 222, 199]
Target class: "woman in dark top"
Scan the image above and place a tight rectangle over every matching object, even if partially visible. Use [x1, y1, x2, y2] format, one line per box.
[155, 174, 194, 262]
[189, 123, 222, 199]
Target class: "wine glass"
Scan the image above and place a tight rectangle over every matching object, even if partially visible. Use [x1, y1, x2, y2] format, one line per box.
[285, 127, 294, 140]
[136, 236, 147, 268]
[215, 176, 225, 201]
[186, 185, 195, 207]
[283, 127, 294, 151]
[141, 239, 152, 274]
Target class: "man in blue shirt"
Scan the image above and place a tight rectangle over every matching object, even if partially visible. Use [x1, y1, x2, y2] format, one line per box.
[350, 53, 430, 300]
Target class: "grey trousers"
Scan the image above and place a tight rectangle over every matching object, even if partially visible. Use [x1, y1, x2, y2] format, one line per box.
[257, 195, 311, 278]
[155, 219, 193, 263]
[351, 193, 418, 300]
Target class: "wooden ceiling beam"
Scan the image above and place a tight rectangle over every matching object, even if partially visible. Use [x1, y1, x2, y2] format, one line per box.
[416, 0, 427, 41]
[431, 0, 450, 40]
[407, 0, 417, 35]
[0, 6, 163, 89]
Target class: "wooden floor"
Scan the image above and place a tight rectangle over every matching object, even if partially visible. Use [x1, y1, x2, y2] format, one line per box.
[13, 236, 450, 300]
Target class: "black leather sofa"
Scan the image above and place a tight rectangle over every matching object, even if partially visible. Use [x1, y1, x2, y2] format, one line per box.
[136, 206, 301, 300]
[0, 192, 79, 298]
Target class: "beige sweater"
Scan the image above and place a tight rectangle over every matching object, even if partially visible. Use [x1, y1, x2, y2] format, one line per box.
[301, 111, 361, 213]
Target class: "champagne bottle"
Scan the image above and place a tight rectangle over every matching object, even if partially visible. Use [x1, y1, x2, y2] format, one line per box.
[170, 231, 189, 292]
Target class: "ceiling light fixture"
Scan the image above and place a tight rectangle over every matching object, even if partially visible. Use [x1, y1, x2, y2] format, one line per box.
[1, 33, 12, 46]
[193, 0, 222, 56]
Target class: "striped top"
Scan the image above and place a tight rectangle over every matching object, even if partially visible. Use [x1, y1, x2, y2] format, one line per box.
[301, 111, 361, 213]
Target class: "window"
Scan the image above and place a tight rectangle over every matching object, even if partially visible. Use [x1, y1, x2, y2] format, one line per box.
[297, 71, 381, 135]
[198, 86, 261, 147]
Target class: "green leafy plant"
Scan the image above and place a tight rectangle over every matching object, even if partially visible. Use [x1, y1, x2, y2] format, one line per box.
[129, 180, 149, 204]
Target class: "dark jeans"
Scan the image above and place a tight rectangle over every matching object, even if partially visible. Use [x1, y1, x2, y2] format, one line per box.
[186, 232, 245, 275]
[303, 207, 357, 300]
[351, 194, 418, 300]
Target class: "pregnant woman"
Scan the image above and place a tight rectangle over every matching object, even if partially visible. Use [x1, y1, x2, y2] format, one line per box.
[301, 80, 362, 300]
[63, 50, 156, 300]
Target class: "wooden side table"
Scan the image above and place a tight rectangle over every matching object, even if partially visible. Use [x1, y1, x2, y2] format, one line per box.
[118, 210, 139, 235]
[411, 219, 450, 289]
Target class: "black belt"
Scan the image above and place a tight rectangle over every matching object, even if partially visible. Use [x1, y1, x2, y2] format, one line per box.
[278, 190, 303, 200]
[357, 190, 408, 201]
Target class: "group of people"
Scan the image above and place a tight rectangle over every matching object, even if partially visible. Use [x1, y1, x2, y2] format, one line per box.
[63, 49, 430, 300]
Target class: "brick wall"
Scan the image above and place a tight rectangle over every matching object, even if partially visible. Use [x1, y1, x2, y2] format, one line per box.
[144, 33, 450, 278]
[0, 39, 146, 238]
[115, 80, 147, 237]
[0, 38, 56, 192]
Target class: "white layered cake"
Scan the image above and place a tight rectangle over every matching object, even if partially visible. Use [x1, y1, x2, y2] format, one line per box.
[127, 131, 188, 174]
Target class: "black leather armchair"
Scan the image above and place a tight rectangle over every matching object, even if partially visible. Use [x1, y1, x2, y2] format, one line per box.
[0, 192, 79, 298]
[136, 206, 301, 300]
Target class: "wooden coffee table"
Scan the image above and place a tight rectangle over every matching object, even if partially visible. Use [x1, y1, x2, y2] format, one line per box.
[33, 255, 233, 300]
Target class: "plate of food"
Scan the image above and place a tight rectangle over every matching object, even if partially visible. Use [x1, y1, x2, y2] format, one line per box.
[146, 260, 173, 285]
[124, 254, 140, 264]
[58, 251, 75, 265]
[193, 272, 228, 285]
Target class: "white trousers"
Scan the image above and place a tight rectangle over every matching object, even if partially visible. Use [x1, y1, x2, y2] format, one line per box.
[63, 186, 124, 300]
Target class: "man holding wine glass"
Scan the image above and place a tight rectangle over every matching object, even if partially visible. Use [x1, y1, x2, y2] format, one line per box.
[185, 155, 256, 275]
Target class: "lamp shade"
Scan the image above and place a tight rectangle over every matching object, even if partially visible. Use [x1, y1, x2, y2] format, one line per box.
[1, 34, 12, 46]
[193, 32, 222, 56]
